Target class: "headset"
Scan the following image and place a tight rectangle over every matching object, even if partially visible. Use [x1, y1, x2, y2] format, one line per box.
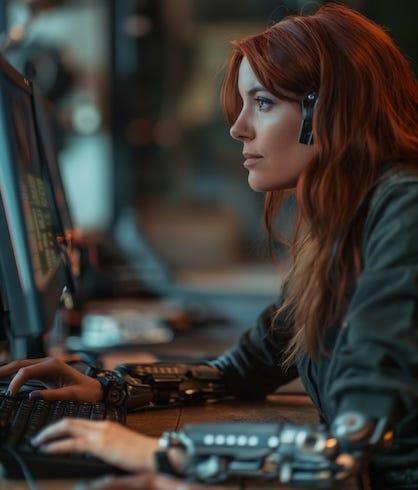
[298, 90, 318, 145]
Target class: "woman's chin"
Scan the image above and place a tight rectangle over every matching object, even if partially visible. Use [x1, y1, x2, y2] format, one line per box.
[248, 175, 295, 192]
[248, 174, 268, 192]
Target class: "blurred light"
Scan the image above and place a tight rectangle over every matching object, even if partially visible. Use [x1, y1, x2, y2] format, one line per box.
[154, 119, 181, 147]
[123, 15, 153, 38]
[72, 102, 102, 135]
[60, 134, 113, 230]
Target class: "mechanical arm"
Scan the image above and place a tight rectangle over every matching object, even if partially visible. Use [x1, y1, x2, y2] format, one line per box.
[94, 362, 394, 486]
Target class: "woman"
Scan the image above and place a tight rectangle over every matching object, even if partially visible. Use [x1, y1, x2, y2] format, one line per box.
[1, 3, 418, 489]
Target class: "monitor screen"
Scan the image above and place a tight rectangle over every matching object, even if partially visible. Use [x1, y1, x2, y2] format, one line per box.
[32, 85, 81, 301]
[32, 88, 74, 245]
[0, 55, 70, 359]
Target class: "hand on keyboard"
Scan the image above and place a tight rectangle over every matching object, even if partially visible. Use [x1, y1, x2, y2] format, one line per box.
[0, 393, 127, 478]
[0, 357, 102, 403]
[31, 418, 159, 473]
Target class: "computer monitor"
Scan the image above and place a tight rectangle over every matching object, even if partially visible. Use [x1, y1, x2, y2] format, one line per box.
[32, 88, 75, 248]
[0, 55, 71, 359]
[31, 85, 82, 303]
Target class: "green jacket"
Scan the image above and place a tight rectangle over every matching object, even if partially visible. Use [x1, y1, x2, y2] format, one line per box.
[213, 168, 418, 472]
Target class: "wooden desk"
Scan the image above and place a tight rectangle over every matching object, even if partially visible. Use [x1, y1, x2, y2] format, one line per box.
[0, 394, 361, 490]
[128, 393, 320, 436]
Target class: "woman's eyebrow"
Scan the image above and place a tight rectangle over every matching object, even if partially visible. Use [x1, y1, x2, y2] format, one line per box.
[247, 86, 268, 96]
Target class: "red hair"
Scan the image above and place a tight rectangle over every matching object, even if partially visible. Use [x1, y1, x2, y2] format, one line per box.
[221, 3, 418, 362]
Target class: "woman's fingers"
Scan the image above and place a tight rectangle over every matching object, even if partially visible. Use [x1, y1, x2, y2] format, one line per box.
[36, 420, 113, 456]
[33, 419, 129, 461]
[3, 358, 102, 401]
[33, 419, 158, 473]
[29, 379, 102, 402]
[29, 386, 81, 402]
[32, 418, 105, 446]
[8, 366, 52, 396]
[6, 358, 69, 395]
[41, 436, 91, 454]
[0, 358, 46, 377]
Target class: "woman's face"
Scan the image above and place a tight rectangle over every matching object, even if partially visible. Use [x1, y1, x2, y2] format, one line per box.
[230, 58, 314, 191]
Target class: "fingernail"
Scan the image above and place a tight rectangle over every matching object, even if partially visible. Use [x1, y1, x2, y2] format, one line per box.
[29, 392, 43, 400]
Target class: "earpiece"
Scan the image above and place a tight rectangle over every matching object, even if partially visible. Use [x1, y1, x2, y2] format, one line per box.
[298, 91, 318, 145]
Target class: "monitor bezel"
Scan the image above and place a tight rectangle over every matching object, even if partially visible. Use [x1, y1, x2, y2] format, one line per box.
[0, 55, 70, 358]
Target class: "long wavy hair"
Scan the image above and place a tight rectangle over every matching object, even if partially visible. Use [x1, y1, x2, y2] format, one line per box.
[220, 3, 418, 363]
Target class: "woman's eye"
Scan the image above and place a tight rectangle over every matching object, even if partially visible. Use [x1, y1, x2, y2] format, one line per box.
[255, 97, 273, 111]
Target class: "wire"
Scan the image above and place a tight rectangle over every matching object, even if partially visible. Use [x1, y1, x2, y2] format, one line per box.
[1, 446, 39, 490]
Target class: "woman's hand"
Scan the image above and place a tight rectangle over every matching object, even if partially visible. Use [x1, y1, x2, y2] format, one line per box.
[31, 419, 159, 473]
[0, 357, 102, 402]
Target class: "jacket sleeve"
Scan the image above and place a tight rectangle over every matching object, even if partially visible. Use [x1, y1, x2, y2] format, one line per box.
[210, 298, 299, 400]
[329, 175, 418, 420]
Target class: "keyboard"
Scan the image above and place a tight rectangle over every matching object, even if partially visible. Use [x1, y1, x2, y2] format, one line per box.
[0, 394, 127, 479]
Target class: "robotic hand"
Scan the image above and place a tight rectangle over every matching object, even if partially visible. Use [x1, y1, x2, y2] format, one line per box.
[92, 361, 394, 485]
[156, 412, 394, 487]
[93, 362, 227, 411]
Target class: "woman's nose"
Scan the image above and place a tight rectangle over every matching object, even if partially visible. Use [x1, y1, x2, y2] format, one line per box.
[230, 112, 253, 141]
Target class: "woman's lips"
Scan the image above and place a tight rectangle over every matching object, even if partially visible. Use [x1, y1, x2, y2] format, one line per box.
[243, 153, 263, 168]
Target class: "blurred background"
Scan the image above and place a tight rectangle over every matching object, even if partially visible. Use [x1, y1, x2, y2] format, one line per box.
[0, 0, 416, 291]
